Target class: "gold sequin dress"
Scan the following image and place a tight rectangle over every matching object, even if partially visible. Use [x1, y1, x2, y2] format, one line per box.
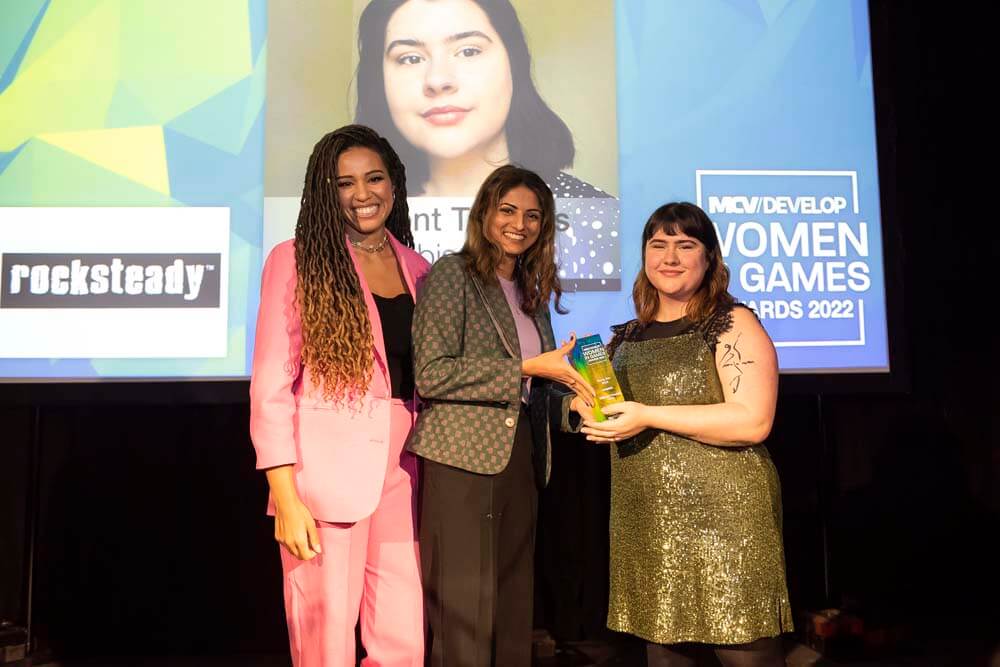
[606, 310, 793, 644]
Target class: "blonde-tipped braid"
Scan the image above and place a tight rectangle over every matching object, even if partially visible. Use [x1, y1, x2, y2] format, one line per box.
[294, 125, 413, 404]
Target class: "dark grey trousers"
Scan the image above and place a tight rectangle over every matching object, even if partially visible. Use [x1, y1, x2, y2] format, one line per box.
[420, 405, 538, 667]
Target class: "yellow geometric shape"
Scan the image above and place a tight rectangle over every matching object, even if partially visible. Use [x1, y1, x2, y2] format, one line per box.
[17, 0, 117, 73]
[0, 0, 120, 150]
[119, 0, 252, 123]
[36, 126, 170, 195]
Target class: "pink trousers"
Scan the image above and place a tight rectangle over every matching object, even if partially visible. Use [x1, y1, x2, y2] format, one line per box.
[280, 399, 424, 667]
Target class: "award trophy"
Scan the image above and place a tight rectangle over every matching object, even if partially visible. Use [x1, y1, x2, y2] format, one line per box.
[570, 334, 624, 422]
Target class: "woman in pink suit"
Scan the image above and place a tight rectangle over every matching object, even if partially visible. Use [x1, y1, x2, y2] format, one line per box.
[250, 124, 429, 667]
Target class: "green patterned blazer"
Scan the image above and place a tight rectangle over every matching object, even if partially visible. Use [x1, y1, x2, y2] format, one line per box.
[408, 253, 559, 484]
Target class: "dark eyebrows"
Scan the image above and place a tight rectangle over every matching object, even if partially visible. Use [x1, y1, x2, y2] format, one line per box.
[385, 38, 423, 54]
[386, 30, 492, 55]
[498, 201, 541, 215]
[448, 30, 492, 43]
[648, 237, 699, 245]
[337, 169, 386, 181]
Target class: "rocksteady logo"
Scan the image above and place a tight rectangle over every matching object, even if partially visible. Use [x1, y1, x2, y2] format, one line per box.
[1, 253, 221, 308]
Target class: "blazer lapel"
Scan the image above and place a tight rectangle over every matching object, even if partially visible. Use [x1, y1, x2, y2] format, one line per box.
[388, 232, 418, 300]
[534, 309, 555, 353]
[346, 236, 388, 383]
[470, 273, 521, 359]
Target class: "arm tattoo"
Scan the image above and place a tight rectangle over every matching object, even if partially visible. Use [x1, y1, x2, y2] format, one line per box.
[721, 332, 754, 393]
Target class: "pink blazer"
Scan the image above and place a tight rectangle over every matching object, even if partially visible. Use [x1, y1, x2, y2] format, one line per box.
[249, 233, 431, 523]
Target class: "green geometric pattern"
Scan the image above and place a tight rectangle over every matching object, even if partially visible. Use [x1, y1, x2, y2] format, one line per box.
[0, 0, 266, 379]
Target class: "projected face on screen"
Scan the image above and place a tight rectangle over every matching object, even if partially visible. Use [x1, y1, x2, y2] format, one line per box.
[346, 0, 622, 292]
[382, 0, 514, 184]
[357, 0, 591, 199]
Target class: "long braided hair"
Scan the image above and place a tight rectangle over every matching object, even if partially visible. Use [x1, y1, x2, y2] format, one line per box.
[295, 124, 413, 404]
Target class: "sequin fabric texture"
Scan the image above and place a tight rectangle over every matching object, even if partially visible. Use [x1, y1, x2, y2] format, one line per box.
[607, 325, 793, 644]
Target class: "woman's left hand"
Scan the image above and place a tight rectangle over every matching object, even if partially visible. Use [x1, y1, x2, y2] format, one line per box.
[581, 401, 649, 443]
[521, 333, 597, 404]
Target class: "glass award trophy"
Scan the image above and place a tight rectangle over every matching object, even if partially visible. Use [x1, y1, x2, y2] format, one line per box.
[570, 334, 625, 422]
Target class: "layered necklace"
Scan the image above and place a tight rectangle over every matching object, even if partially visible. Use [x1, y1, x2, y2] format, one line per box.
[349, 231, 388, 254]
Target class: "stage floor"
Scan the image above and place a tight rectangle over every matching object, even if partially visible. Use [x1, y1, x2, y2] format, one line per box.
[9, 637, 997, 667]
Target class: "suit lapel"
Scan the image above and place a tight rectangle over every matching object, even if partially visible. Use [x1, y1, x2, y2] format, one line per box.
[346, 236, 388, 383]
[388, 232, 418, 300]
[534, 309, 555, 352]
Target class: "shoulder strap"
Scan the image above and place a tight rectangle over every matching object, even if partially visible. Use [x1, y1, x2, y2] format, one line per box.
[607, 319, 641, 360]
[696, 303, 739, 350]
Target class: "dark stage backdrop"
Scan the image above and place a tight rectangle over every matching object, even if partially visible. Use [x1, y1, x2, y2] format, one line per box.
[0, 0, 997, 660]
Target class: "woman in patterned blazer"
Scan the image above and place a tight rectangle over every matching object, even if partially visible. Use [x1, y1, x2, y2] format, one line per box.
[409, 165, 595, 667]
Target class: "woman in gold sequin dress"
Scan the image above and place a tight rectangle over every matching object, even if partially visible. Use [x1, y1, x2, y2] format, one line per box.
[570, 202, 793, 667]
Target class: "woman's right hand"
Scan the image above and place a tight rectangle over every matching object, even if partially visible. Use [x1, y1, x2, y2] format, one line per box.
[273, 495, 322, 560]
[521, 333, 597, 404]
[266, 465, 322, 560]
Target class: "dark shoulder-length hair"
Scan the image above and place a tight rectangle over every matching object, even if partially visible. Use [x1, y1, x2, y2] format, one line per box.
[632, 202, 734, 325]
[461, 164, 565, 314]
[354, 0, 575, 191]
[295, 124, 413, 404]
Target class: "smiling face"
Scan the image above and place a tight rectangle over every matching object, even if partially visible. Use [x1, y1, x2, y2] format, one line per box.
[486, 184, 542, 263]
[643, 228, 710, 306]
[335, 146, 394, 240]
[382, 0, 513, 162]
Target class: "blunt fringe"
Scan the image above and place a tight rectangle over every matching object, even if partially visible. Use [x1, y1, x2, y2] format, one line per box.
[632, 202, 734, 326]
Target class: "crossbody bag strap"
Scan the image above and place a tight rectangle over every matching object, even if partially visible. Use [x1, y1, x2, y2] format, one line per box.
[468, 272, 518, 359]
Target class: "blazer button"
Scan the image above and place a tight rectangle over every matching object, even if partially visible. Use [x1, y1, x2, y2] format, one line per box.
[504, 416, 516, 428]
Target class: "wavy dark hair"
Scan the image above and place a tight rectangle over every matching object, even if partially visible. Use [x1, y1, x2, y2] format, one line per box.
[632, 202, 734, 326]
[295, 124, 413, 404]
[354, 0, 575, 192]
[461, 164, 565, 314]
